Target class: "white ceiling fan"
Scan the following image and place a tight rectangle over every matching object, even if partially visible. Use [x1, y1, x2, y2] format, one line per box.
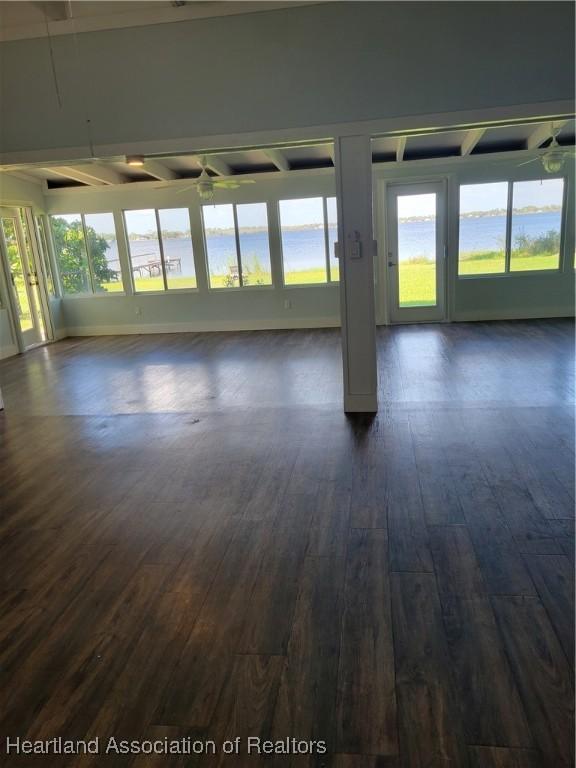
[155, 155, 255, 200]
[518, 125, 575, 174]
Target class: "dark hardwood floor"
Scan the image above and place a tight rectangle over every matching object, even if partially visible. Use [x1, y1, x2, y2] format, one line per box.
[0, 319, 574, 767]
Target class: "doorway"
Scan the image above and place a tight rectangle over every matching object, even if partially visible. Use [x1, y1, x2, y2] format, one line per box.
[385, 182, 447, 323]
[0, 207, 48, 349]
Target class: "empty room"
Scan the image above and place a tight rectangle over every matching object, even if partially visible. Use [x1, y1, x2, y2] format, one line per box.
[0, 1, 574, 767]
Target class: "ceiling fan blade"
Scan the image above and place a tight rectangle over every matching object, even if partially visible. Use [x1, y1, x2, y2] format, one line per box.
[175, 184, 197, 194]
[153, 179, 195, 190]
[214, 181, 240, 189]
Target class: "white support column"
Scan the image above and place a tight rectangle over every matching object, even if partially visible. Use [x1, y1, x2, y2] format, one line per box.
[334, 135, 378, 413]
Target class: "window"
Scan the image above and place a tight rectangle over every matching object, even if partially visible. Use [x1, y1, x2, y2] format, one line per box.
[50, 212, 122, 295]
[124, 210, 162, 292]
[458, 178, 565, 277]
[458, 182, 508, 275]
[203, 202, 272, 288]
[279, 196, 339, 285]
[125, 208, 196, 292]
[50, 214, 90, 294]
[1, 217, 32, 328]
[236, 203, 272, 285]
[35, 216, 56, 297]
[510, 179, 564, 272]
[83, 213, 123, 293]
[157, 209, 196, 290]
[397, 193, 438, 307]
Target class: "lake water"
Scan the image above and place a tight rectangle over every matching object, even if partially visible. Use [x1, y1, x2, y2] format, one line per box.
[104, 211, 562, 276]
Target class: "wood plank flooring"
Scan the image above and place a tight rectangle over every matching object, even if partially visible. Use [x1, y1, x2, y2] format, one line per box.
[0, 320, 574, 767]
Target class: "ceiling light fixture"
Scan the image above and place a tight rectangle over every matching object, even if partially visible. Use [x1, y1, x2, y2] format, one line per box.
[126, 155, 145, 167]
[197, 168, 215, 201]
[541, 147, 565, 174]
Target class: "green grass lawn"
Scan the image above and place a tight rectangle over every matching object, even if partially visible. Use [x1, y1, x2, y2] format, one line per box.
[459, 251, 559, 274]
[97, 250, 559, 305]
[398, 261, 436, 307]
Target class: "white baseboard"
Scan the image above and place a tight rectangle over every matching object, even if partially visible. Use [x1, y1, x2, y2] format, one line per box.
[31, 311, 576, 342]
[0, 344, 18, 360]
[64, 316, 341, 336]
[452, 308, 574, 322]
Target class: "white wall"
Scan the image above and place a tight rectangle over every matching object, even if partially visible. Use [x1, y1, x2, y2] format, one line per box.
[0, 308, 17, 359]
[0, 173, 46, 209]
[1, 2, 574, 158]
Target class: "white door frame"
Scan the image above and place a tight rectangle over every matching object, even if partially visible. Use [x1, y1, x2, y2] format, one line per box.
[384, 180, 447, 324]
[0, 206, 50, 350]
[27, 209, 55, 342]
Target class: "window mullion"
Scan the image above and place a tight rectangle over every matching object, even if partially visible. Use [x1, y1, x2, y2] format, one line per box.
[81, 214, 96, 294]
[505, 181, 513, 273]
[323, 196, 331, 282]
[155, 209, 168, 291]
[233, 204, 243, 287]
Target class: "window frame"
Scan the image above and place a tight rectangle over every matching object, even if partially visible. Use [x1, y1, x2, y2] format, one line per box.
[50, 211, 125, 298]
[202, 201, 274, 291]
[457, 175, 568, 280]
[278, 195, 339, 288]
[49, 213, 94, 298]
[35, 215, 57, 298]
[123, 206, 198, 295]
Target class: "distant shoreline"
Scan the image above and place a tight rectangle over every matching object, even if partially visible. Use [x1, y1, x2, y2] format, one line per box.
[401, 205, 562, 224]
[124, 206, 561, 240]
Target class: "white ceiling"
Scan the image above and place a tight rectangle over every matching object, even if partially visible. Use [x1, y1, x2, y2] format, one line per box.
[0, 1, 326, 41]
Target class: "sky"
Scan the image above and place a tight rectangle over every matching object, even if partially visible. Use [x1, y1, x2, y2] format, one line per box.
[396, 178, 564, 218]
[123, 208, 191, 236]
[123, 200, 335, 233]
[460, 178, 564, 214]
[55, 179, 563, 237]
[57, 199, 338, 237]
[202, 198, 338, 230]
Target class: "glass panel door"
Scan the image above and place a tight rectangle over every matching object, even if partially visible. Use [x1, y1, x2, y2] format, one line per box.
[386, 182, 446, 323]
[1, 211, 46, 348]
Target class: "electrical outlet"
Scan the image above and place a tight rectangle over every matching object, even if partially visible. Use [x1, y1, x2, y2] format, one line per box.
[284, 299, 291, 310]
[135, 306, 142, 316]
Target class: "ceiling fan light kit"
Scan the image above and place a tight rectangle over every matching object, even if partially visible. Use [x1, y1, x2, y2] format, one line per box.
[541, 149, 565, 174]
[197, 173, 215, 201]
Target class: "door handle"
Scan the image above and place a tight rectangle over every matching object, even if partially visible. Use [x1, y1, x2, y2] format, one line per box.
[388, 261, 397, 267]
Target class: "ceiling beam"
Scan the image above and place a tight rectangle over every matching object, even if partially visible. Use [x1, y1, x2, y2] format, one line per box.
[32, 1, 71, 22]
[327, 144, 335, 165]
[526, 120, 568, 150]
[264, 148, 291, 172]
[396, 136, 407, 162]
[49, 165, 126, 186]
[460, 128, 486, 156]
[202, 155, 233, 177]
[141, 159, 178, 181]
[6, 171, 43, 186]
